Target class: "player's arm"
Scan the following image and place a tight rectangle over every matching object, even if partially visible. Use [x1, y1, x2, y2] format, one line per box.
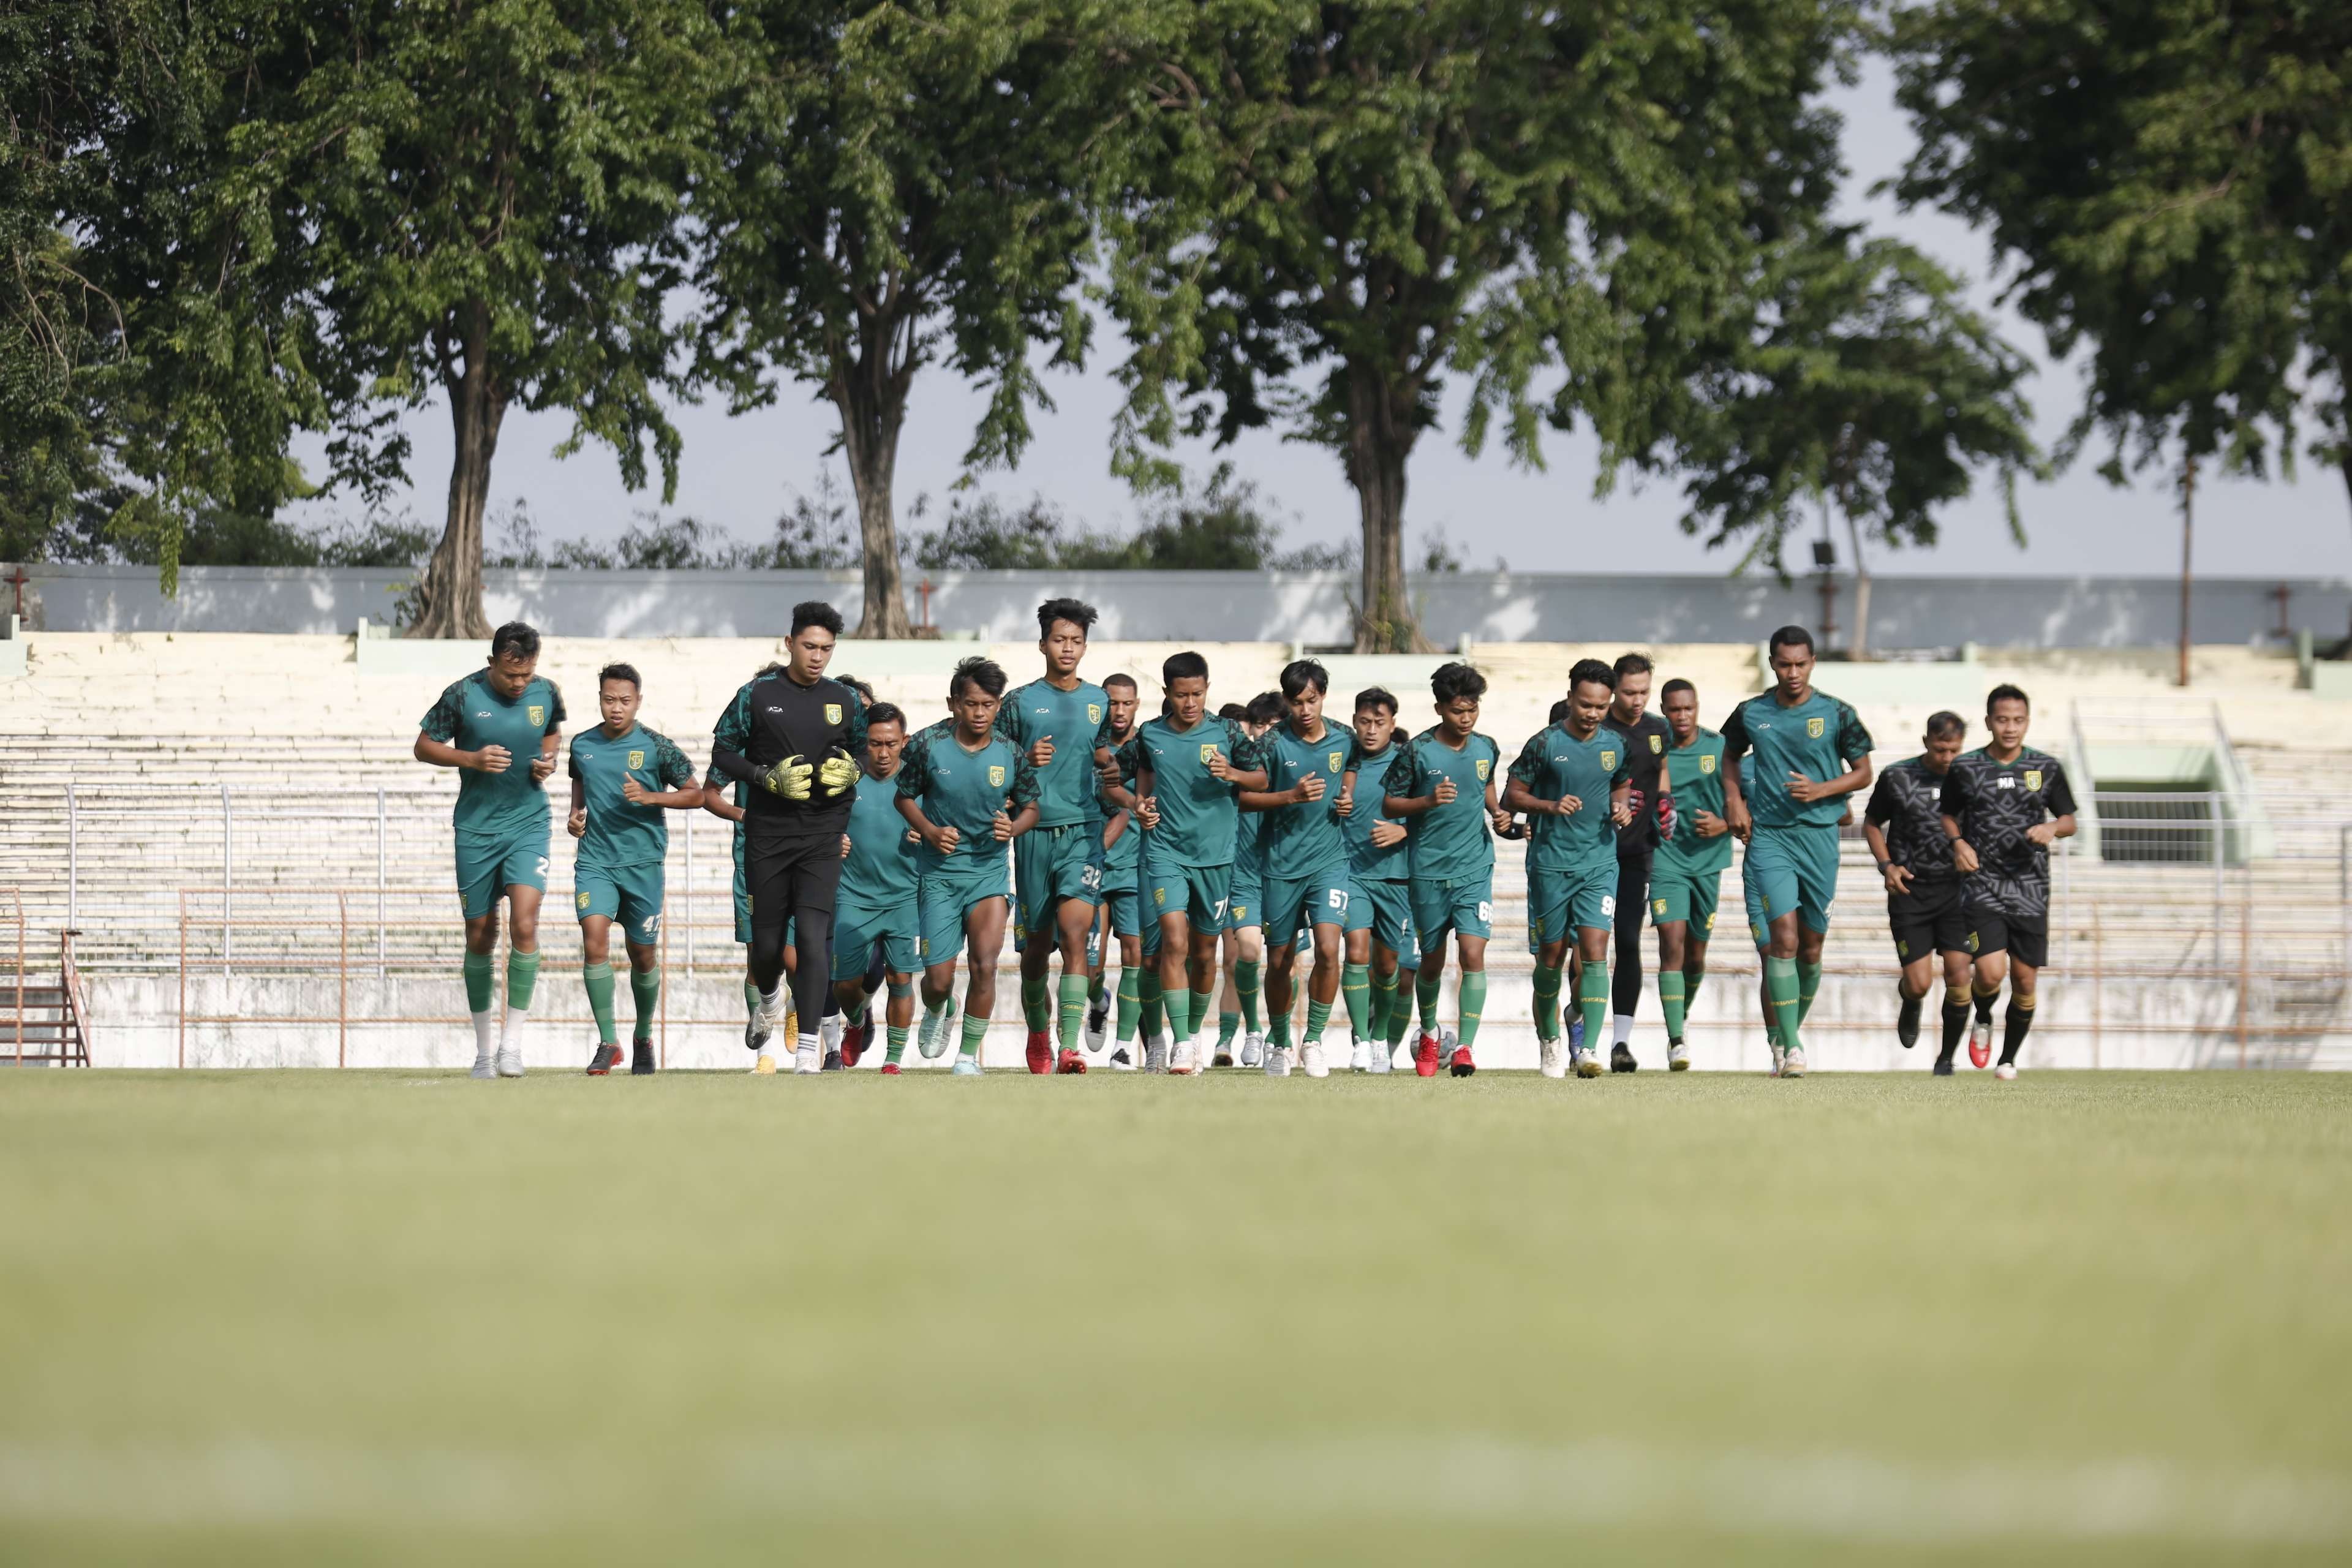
[1938, 768, 1980, 873]
[531, 703, 562, 782]
[2028, 763, 2081, 847]
[709, 685, 761, 786]
[1717, 706, 1753, 840]
[1209, 722, 1270, 791]
[700, 773, 745, 823]
[1384, 750, 1445, 817]
[1483, 773, 1512, 837]
[413, 731, 507, 772]
[995, 753, 1044, 839]
[1790, 704, 1875, 802]
[567, 771, 587, 837]
[1501, 734, 1570, 818]
[628, 747, 706, 810]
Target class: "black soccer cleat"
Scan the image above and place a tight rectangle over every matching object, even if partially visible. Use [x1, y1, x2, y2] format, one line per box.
[1932, 1055, 1956, 1077]
[1610, 1042, 1638, 1074]
[631, 1039, 655, 1076]
[821, 1049, 845, 1072]
[1212, 1049, 1235, 1069]
[586, 1042, 621, 1076]
[1896, 994, 1923, 1050]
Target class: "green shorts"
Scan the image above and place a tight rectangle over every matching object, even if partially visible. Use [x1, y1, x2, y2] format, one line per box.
[1104, 883, 1144, 941]
[918, 859, 1011, 967]
[1344, 876, 1415, 958]
[1015, 822, 1106, 943]
[456, 823, 551, 920]
[1264, 866, 1354, 949]
[1526, 861, 1617, 952]
[1742, 824, 1840, 938]
[1146, 861, 1232, 936]
[575, 861, 665, 946]
[834, 899, 921, 982]
[731, 829, 752, 944]
[1648, 861, 1725, 935]
[1227, 875, 1262, 932]
[1409, 874, 1493, 952]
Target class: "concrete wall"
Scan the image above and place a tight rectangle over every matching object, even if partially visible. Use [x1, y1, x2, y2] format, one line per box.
[11, 560, 2349, 649]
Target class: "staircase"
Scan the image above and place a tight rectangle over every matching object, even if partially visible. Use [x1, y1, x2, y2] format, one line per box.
[0, 907, 93, 1066]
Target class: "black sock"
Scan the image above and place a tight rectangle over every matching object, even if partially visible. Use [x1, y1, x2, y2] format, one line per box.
[1897, 984, 1924, 1022]
[1938, 994, 1971, 1061]
[1972, 985, 1999, 1024]
[2000, 997, 2035, 1064]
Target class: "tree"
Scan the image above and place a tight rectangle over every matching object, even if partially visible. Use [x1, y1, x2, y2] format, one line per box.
[217, 0, 723, 638]
[1889, 0, 2351, 647]
[693, 0, 1098, 637]
[1102, 0, 1859, 650]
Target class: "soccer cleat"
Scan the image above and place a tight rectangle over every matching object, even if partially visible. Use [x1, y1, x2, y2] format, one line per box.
[1212, 1047, 1235, 1069]
[1240, 1033, 1264, 1069]
[1025, 1030, 1052, 1075]
[821, 1014, 843, 1052]
[1366, 1040, 1391, 1074]
[751, 1051, 778, 1075]
[1968, 1017, 1993, 1069]
[1264, 1045, 1292, 1077]
[1573, 1047, 1603, 1079]
[1143, 1034, 1167, 1074]
[917, 998, 957, 1059]
[586, 1042, 620, 1077]
[631, 1039, 655, 1076]
[793, 1042, 823, 1074]
[951, 1055, 984, 1076]
[1896, 994, 1923, 1050]
[744, 1010, 772, 1056]
[1768, 1040, 1785, 1077]
[1781, 1046, 1807, 1078]
[1084, 997, 1109, 1052]
[1538, 1038, 1566, 1079]
[880, 1061, 902, 1076]
[1610, 1042, 1638, 1074]
[1567, 1013, 1586, 1055]
[821, 1049, 844, 1072]
[840, 1020, 867, 1068]
[1667, 1041, 1690, 1071]
[495, 1046, 524, 1079]
[1168, 1040, 1196, 1076]
[1932, 1056, 1955, 1077]
[1413, 1033, 1442, 1077]
[469, 1054, 497, 1080]
[1349, 1038, 1372, 1073]
[1057, 1048, 1087, 1075]
[1302, 1041, 1329, 1079]
[1994, 1060, 2018, 1081]
[1448, 1044, 1476, 1078]
[1109, 1046, 1136, 1071]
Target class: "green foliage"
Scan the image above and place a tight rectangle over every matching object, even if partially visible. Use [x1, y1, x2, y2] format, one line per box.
[908, 462, 1345, 571]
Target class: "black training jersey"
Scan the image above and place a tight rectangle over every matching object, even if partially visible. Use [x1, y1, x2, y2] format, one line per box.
[1943, 746, 2078, 920]
[1602, 710, 1673, 857]
[710, 670, 870, 842]
[1864, 756, 1960, 883]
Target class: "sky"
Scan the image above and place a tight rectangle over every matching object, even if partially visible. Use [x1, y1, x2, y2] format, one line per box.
[283, 58, 2352, 582]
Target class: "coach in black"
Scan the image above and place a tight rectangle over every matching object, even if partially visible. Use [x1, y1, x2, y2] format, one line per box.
[1940, 684, 2077, 1080]
[1600, 652, 1674, 1071]
[1863, 710, 1977, 1071]
[710, 601, 869, 1073]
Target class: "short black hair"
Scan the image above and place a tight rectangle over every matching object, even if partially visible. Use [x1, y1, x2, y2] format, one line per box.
[1245, 690, 1287, 727]
[835, 674, 876, 706]
[1103, 672, 1138, 693]
[597, 662, 641, 692]
[1354, 687, 1398, 717]
[1548, 698, 1572, 724]
[755, 660, 787, 678]
[1660, 677, 1696, 702]
[1926, 710, 1968, 741]
[1569, 657, 1615, 693]
[949, 656, 1008, 701]
[1768, 624, 1814, 656]
[867, 701, 907, 731]
[1431, 662, 1487, 704]
[1986, 683, 2030, 714]
[1163, 650, 1209, 686]
[1612, 652, 1654, 682]
[791, 600, 845, 638]
[490, 622, 540, 662]
[1037, 597, 1098, 639]
[1218, 702, 1248, 721]
[1280, 658, 1330, 700]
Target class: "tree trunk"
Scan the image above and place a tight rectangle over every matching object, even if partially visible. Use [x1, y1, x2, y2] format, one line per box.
[1343, 358, 1428, 654]
[407, 303, 505, 641]
[833, 319, 914, 639]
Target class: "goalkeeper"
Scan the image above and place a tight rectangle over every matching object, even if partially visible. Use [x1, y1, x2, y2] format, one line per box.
[708, 601, 869, 1074]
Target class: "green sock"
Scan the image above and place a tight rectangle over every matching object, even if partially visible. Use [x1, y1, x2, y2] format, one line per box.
[1368, 967, 1395, 1041]
[463, 950, 495, 1014]
[1684, 965, 1706, 1012]
[1140, 970, 1164, 1038]
[1388, 970, 1417, 1046]
[1659, 970, 1687, 1042]
[1189, 989, 1215, 1043]
[1458, 971, 1487, 1047]
[1531, 962, 1564, 1042]
[1088, 970, 1107, 1005]
[1057, 973, 1089, 1052]
[630, 966, 660, 1042]
[1798, 960, 1822, 1024]
[1217, 1009, 1240, 1049]
[884, 1024, 908, 1064]
[506, 949, 540, 1012]
[582, 962, 618, 1045]
[845, 989, 870, 1027]
[1021, 974, 1050, 1033]
[1415, 968, 1444, 1031]
[1116, 968, 1140, 1041]
[1235, 959, 1262, 1030]
[1578, 962, 1608, 1051]
[1340, 962, 1371, 1038]
[1268, 1011, 1293, 1051]
[959, 1010, 988, 1060]
[1303, 996, 1333, 1042]
[1163, 978, 1191, 1042]
[742, 978, 761, 1023]
[1765, 955, 1802, 1053]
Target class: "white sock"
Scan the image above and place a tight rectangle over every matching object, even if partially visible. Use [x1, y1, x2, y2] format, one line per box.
[797, 1032, 821, 1057]
[1611, 1012, 1635, 1046]
[502, 1004, 530, 1056]
[759, 985, 785, 1017]
[821, 1015, 843, 1050]
[471, 1009, 497, 1060]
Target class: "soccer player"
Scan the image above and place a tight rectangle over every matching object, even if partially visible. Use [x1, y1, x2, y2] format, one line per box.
[1381, 662, 1510, 1077]
[898, 658, 1041, 1074]
[1940, 685, 2078, 1080]
[709, 601, 868, 1075]
[565, 663, 701, 1076]
[1215, 692, 1284, 1067]
[1001, 599, 1121, 1075]
[1088, 674, 1145, 1069]
[1600, 653, 1673, 1071]
[1109, 651, 1270, 1076]
[1334, 687, 1417, 1072]
[832, 703, 922, 1074]
[1648, 679, 1732, 1071]
[1504, 659, 1635, 1078]
[1861, 711, 1975, 1072]
[414, 621, 564, 1079]
[699, 665, 783, 1063]
[1721, 625, 1875, 1079]
[1239, 660, 1358, 1079]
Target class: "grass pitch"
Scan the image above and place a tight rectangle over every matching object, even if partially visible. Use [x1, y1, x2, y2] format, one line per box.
[1, 1067, 2348, 1566]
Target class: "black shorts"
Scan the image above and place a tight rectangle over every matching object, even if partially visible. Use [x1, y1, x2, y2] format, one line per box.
[1888, 878, 1973, 961]
[745, 834, 846, 935]
[1970, 908, 2048, 968]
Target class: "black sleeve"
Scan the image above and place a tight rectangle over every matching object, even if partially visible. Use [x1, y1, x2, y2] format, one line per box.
[1863, 770, 1896, 828]
[2044, 761, 2079, 820]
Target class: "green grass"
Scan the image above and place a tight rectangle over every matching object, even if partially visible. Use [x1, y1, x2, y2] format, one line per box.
[2, 1068, 2348, 1566]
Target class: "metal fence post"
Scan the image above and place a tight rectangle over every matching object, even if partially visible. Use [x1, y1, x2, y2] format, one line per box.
[377, 787, 387, 978]
[338, 891, 350, 1069]
[221, 783, 233, 974]
[683, 812, 695, 1035]
[2209, 790, 2224, 971]
[64, 783, 77, 931]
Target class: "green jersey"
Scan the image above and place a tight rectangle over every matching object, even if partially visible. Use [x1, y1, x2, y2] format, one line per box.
[1721, 688, 1874, 831]
[1391, 728, 1503, 882]
[1341, 737, 1411, 881]
[421, 672, 567, 842]
[1100, 727, 1141, 875]
[1123, 715, 1268, 869]
[1234, 803, 1268, 884]
[997, 677, 1118, 829]
[1258, 721, 1351, 878]
[896, 722, 1039, 870]
[1656, 728, 1734, 878]
[567, 723, 695, 869]
[843, 765, 921, 909]
[1507, 722, 1632, 875]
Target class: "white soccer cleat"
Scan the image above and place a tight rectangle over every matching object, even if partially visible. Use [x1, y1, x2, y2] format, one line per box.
[1768, 1041, 1785, 1077]
[494, 1046, 524, 1079]
[1263, 1045, 1291, 1077]
[1349, 1038, 1372, 1073]
[1539, 1038, 1566, 1079]
[1572, 1046, 1603, 1079]
[1366, 1039, 1391, 1074]
[1302, 1041, 1329, 1079]
[1239, 1031, 1263, 1069]
[1994, 1060, 2018, 1081]
[469, 1054, 497, 1080]
[793, 1042, 822, 1074]
[1168, 1039, 1196, 1076]
[916, 998, 957, 1059]
[1781, 1046, 1807, 1078]
[1084, 997, 1109, 1052]
[1144, 1032, 1169, 1073]
[1668, 1041, 1691, 1071]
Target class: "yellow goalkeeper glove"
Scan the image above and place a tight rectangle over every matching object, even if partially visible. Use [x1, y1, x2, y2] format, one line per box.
[817, 748, 860, 798]
[759, 755, 813, 801]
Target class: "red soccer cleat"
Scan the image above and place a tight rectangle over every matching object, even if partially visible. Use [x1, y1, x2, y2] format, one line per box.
[840, 1020, 866, 1068]
[1056, 1048, 1088, 1075]
[1449, 1046, 1476, 1078]
[1025, 1031, 1052, 1074]
[880, 1061, 901, 1076]
[1414, 1033, 1441, 1077]
[1967, 1016, 1993, 1070]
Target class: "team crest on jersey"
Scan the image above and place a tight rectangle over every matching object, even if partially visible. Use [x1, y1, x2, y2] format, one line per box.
[528, 704, 546, 726]
[988, 765, 1006, 787]
[1474, 759, 1491, 781]
[1600, 750, 1616, 771]
[1088, 703, 1102, 725]
[2025, 769, 2043, 792]
[1200, 744, 1218, 764]
[1700, 753, 1717, 774]
[627, 749, 644, 769]
[825, 703, 843, 725]
[1649, 734, 1664, 754]
[1806, 717, 1825, 737]
[578, 891, 591, 910]
[1327, 751, 1344, 773]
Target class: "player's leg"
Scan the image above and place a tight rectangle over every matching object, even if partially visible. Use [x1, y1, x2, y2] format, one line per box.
[1014, 833, 1056, 1071]
[1052, 872, 1098, 1073]
[1369, 883, 1415, 1068]
[1138, 913, 1168, 1071]
[732, 834, 764, 1054]
[456, 842, 505, 1075]
[1792, 829, 1839, 1057]
[1343, 916, 1379, 1071]
[827, 905, 877, 1066]
[1994, 925, 2044, 1078]
[1969, 916, 2011, 1070]
[1297, 906, 1346, 1079]
[1450, 928, 1488, 1077]
[1084, 897, 1113, 1049]
[1567, 863, 1616, 1077]
[1934, 941, 1974, 1076]
[1748, 832, 1806, 1072]
[1231, 919, 1265, 1066]
[578, 897, 621, 1075]
[1215, 925, 1245, 1068]
[1527, 870, 1573, 1076]
[1656, 916, 1689, 1064]
[615, 869, 665, 1075]
[1259, 878, 1304, 1072]
[492, 834, 549, 1076]
[782, 853, 839, 1073]
[952, 892, 1008, 1074]
[1182, 867, 1229, 1070]
[916, 877, 964, 1060]
[1609, 851, 1649, 1071]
